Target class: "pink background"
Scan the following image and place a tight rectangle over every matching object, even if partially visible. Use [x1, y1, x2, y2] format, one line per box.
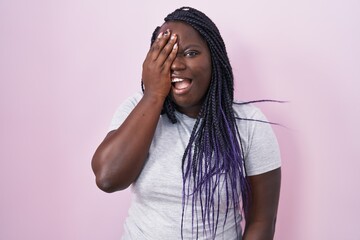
[1, 0, 359, 239]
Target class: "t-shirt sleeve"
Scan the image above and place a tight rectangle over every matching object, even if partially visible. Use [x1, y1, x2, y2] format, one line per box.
[240, 106, 281, 176]
[108, 92, 143, 132]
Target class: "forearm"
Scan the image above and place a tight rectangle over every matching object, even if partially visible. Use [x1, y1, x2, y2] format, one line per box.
[243, 219, 276, 240]
[92, 29, 178, 193]
[243, 168, 281, 240]
[92, 93, 165, 192]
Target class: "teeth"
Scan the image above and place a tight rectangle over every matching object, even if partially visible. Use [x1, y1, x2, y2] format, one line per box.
[171, 78, 184, 83]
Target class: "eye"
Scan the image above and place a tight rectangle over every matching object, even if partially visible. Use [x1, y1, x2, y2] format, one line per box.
[184, 50, 199, 57]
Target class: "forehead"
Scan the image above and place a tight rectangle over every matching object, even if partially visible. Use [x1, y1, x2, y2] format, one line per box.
[159, 21, 207, 46]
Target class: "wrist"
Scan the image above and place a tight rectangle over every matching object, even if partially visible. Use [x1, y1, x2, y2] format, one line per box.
[142, 91, 167, 106]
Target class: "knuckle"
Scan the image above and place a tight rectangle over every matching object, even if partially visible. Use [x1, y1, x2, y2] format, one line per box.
[160, 45, 170, 55]
[151, 44, 161, 52]
[143, 58, 149, 65]
[160, 48, 167, 56]
[142, 59, 150, 67]
[159, 65, 167, 73]
[166, 56, 174, 63]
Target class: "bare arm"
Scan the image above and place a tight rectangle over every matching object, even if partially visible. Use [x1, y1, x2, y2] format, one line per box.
[243, 167, 281, 240]
[91, 30, 178, 193]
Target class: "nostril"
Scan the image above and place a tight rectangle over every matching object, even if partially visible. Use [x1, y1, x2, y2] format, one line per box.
[171, 57, 186, 70]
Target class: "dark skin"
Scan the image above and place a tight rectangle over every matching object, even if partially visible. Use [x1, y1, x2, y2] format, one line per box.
[92, 21, 281, 239]
[243, 168, 281, 240]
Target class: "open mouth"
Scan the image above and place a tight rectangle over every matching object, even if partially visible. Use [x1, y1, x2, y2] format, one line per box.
[171, 77, 192, 90]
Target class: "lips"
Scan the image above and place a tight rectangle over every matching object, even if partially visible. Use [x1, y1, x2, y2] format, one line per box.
[171, 77, 192, 93]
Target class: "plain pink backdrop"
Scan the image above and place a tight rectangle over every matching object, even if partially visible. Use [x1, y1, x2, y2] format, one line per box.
[1, 0, 359, 239]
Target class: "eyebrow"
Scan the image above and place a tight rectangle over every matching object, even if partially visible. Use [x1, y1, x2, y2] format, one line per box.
[181, 44, 203, 50]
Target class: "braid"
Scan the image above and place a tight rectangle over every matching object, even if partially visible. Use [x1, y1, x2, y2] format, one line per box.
[145, 7, 251, 238]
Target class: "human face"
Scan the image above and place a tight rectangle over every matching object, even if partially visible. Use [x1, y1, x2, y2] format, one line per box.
[159, 21, 212, 118]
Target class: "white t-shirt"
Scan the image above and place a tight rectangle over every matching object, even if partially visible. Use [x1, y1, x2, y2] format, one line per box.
[109, 92, 281, 240]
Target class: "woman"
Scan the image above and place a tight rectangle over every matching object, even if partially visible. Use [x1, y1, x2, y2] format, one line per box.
[92, 6, 281, 240]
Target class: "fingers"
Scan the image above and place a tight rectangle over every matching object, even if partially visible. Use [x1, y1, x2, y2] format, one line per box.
[148, 29, 178, 65]
[162, 41, 178, 70]
[145, 30, 169, 60]
[155, 33, 177, 64]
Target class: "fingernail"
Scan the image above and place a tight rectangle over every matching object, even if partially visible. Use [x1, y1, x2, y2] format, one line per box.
[157, 32, 163, 38]
[171, 34, 176, 40]
[173, 43, 178, 49]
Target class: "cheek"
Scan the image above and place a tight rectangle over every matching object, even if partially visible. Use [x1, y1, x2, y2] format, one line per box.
[199, 63, 212, 88]
[200, 56, 212, 82]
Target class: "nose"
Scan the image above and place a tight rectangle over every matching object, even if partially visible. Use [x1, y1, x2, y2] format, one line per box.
[171, 55, 186, 71]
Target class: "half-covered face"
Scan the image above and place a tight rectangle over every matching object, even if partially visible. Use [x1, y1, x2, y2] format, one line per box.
[159, 21, 212, 118]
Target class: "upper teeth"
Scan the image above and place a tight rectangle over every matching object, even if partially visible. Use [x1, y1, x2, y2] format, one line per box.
[172, 78, 184, 83]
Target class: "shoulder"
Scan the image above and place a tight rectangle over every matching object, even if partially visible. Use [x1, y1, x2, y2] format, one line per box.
[108, 91, 143, 132]
[232, 102, 281, 176]
[121, 91, 144, 107]
[113, 91, 144, 113]
[232, 102, 268, 123]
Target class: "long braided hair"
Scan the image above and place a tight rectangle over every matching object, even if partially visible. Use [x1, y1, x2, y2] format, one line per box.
[142, 6, 251, 238]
